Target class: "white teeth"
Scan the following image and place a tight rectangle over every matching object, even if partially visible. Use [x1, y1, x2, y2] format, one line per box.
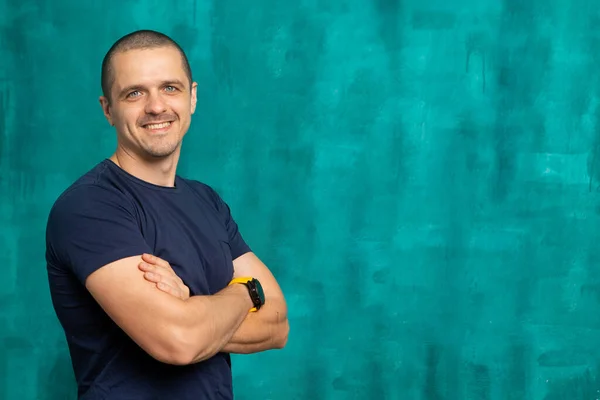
[146, 122, 171, 129]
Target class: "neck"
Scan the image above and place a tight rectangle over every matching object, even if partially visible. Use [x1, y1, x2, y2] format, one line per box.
[110, 146, 180, 187]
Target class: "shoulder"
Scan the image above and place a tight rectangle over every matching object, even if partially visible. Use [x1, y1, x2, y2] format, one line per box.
[49, 161, 135, 220]
[179, 177, 217, 196]
[48, 184, 132, 224]
[45, 183, 136, 265]
[179, 177, 226, 209]
[49, 182, 133, 223]
[46, 175, 138, 253]
[45, 172, 147, 275]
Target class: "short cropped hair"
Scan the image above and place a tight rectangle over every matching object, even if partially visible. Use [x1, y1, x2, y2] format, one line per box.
[101, 30, 193, 101]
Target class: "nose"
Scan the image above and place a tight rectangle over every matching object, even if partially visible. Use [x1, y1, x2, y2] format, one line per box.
[144, 92, 167, 115]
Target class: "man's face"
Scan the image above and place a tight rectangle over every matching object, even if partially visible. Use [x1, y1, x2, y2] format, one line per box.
[100, 46, 197, 159]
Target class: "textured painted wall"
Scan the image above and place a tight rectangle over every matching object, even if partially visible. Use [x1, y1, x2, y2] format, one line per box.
[2, 0, 600, 399]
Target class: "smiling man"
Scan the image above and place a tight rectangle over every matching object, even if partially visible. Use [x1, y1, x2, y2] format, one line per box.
[45, 30, 289, 400]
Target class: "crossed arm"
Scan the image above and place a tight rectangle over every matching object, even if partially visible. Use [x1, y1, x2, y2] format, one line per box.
[220, 252, 289, 354]
[85, 251, 289, 365]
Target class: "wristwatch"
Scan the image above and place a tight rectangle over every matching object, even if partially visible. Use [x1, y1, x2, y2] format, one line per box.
[228, 277, 265, 312]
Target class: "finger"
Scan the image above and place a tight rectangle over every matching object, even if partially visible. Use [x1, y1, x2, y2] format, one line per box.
[140, 262, 176, 281]
[160, 276, 187, 298]
[143, 271, 177, 287]
[157, 282, 183, 299]
[139, 262, 156, 272]
[143, 271, 161, 283]
[156, 281, 173, 294]
[142, 253, 172, 270]
[140, 265, 187, 299]
[147, 273, 180, 294]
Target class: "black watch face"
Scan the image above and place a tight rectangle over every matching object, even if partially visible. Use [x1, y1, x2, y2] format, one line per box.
[247, 279, 265, 308]
[254, 279, 265, 304]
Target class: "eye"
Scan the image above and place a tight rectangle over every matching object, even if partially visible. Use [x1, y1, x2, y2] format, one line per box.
[165, 86, 177, 92]
[127, 90, 141, 98]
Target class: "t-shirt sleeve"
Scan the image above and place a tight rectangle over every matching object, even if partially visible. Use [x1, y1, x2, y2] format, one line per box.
[207, 186, 252, 260]
[46, 184, 153, 284]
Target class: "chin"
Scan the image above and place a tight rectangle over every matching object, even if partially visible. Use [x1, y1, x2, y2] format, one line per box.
[144, 147, 178, 158]
[143, 141, 181, 158]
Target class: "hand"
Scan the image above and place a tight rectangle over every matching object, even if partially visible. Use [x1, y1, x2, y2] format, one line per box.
[138, 253, 190, 301]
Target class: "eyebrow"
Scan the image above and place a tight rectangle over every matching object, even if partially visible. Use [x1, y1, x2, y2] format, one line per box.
[118, 79, 187, 98]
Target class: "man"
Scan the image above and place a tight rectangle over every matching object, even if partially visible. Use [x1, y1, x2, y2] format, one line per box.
[45, 29, 289, 400]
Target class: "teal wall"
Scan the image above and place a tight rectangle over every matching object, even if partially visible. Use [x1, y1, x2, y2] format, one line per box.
[1, 0, 599, 399]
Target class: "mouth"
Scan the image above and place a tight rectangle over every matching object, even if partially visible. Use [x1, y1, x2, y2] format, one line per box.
[142, 121, 173, 132]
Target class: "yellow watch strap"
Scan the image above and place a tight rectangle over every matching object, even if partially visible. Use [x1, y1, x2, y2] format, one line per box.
[228, 277, 258, 312]
[229, 277, 253, 285]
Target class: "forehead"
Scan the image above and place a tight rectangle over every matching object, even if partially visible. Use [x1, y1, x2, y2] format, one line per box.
[111, 46, 188, 90]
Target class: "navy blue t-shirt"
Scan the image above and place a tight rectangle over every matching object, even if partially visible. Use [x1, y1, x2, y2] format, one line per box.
[45, 159, 251, 400]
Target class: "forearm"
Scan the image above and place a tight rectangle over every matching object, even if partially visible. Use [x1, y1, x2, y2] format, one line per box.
[178, 284, 254, 363]
[221, 298, 289, 354]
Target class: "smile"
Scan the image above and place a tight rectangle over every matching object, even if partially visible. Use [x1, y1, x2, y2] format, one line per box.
[144, 121, 172, 130]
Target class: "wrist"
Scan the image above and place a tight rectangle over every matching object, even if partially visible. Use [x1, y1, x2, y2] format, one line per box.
[227, 277, 265, 312]
[229, 282, 254, 310]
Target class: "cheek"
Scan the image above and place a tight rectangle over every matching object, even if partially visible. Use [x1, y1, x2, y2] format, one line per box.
[120, 108, 141, 128]
[175, 101, 193, 120]
[172, 96, 192, 113]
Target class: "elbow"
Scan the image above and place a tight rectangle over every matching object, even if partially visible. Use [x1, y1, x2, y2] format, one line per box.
[165, 351, 202, 367]
[272, 318, 290, 350]
[160, 346, 197, 366]
[146, 325, 208, 366]
[146, 335, 192, 366]
[156, 303, 220, 365]
[168, 327, 217, 366]
[152, 350, 191, 366]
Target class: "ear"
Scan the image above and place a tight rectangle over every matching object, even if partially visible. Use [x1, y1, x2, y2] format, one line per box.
[99, 96, 114, 126]
[190, 82, 198, 115]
